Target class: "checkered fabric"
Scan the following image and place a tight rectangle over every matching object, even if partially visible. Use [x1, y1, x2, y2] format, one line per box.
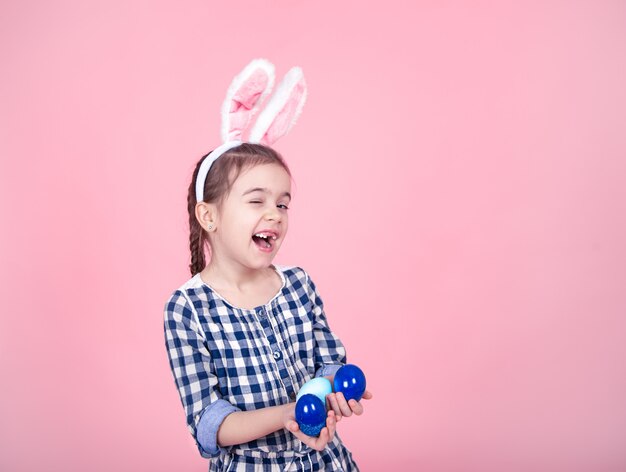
[164, 265, 359, 471]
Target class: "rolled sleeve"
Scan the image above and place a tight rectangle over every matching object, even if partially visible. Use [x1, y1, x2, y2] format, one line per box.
[315, 363, 343, 379]
[196, 399, 239, 456]
[303, 271, 347, 378]
[163, 290, 241, 459]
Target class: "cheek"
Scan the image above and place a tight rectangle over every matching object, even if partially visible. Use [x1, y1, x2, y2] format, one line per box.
[237, 209, 258, 226]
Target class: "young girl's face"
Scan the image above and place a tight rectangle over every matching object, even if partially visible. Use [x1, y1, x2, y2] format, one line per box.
[212, 163, 291, 271]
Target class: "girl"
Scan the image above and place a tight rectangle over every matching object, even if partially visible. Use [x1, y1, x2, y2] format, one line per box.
[163, 60, 371, 471]
[164, 144, 372, 471]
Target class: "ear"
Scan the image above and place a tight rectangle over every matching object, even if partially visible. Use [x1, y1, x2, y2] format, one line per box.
[221, 59, 275, 142]
[195, 201, 219, 232]
[248, 66, 307, 146]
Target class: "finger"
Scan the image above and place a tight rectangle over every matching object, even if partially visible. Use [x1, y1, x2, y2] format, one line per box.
[291, 427, 317, 449]
[335, 392, 353, 417]
[326, 410, 337, 441]
[361, 390, 373, 400]
[348, 399, 364, 416]
[311, 427, 330, 451]
[289, 422, 330, 451]
[326, 393, 343, 420]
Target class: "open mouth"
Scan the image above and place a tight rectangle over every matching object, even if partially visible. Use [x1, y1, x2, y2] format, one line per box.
[252, 232, 277, 250]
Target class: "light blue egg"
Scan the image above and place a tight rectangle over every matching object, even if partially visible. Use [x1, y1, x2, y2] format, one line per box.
[296, 377, 332, 404]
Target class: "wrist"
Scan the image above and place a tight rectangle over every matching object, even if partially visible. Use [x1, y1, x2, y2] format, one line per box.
[281, 401, 296, 427]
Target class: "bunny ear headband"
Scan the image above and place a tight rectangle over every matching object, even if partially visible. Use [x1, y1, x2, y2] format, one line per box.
[195, 59, 308, 202]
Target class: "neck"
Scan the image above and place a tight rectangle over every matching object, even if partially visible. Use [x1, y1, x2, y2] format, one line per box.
[202, 255, 273, 292]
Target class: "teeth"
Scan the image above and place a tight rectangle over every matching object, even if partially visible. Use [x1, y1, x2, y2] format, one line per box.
[254, 233, 277, 240]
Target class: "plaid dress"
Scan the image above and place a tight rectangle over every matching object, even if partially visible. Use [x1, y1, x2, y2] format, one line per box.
[163, 265, 359, 471]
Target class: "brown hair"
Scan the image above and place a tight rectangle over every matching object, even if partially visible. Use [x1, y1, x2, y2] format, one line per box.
[187, 143, 291, 276]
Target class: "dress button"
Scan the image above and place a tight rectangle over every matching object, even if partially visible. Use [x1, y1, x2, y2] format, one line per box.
[290, 392, 297, 401]
[273, 350, 282, 360]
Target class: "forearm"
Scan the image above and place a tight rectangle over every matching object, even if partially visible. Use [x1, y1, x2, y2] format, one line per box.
[216, 402, 294, 447]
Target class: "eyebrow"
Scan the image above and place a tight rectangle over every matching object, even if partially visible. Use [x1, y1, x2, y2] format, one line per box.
[242, 187, 291, 199]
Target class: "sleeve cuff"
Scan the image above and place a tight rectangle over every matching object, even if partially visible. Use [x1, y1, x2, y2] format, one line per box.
[196, 399, 240, 458]
[315, 364, 343, 379]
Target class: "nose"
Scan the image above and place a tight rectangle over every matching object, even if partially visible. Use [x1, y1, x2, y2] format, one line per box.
[264, 205, 281, 222]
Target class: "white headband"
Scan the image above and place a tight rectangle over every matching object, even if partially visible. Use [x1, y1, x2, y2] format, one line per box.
[195, 140, 242, 202]
[194, 58, 307, 203]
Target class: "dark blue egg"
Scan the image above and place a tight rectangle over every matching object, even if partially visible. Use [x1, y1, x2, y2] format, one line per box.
[295, 393, 327, 437]
[333, 364, 366, 402]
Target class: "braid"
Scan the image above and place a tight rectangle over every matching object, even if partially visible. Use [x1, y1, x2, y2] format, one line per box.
[188, 218, 206, 276]
[187, 167, 207, 276]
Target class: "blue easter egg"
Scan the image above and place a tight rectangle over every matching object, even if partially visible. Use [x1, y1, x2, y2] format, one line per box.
[333, 364, 366, 402]
[295, 394, 326, 437]
[296, 377, 333, 405]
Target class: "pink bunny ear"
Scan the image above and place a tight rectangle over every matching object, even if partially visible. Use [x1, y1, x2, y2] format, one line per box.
[221, 59, 275, 142]
[248, 66, 307, 146]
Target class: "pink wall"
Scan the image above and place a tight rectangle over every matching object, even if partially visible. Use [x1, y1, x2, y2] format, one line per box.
[1, 1, 625, 471]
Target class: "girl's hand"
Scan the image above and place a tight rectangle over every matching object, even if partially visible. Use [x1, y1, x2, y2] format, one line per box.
[326, 390, 373, 422]
[284, 406, 337, 451]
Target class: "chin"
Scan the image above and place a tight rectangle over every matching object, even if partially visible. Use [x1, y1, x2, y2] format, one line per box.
[247, 257, 276, 270]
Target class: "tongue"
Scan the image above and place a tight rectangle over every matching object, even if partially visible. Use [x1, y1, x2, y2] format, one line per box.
[253, 236, 271, 248]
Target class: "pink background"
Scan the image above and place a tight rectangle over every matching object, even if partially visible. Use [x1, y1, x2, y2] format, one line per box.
[1, 1, 625, 471]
